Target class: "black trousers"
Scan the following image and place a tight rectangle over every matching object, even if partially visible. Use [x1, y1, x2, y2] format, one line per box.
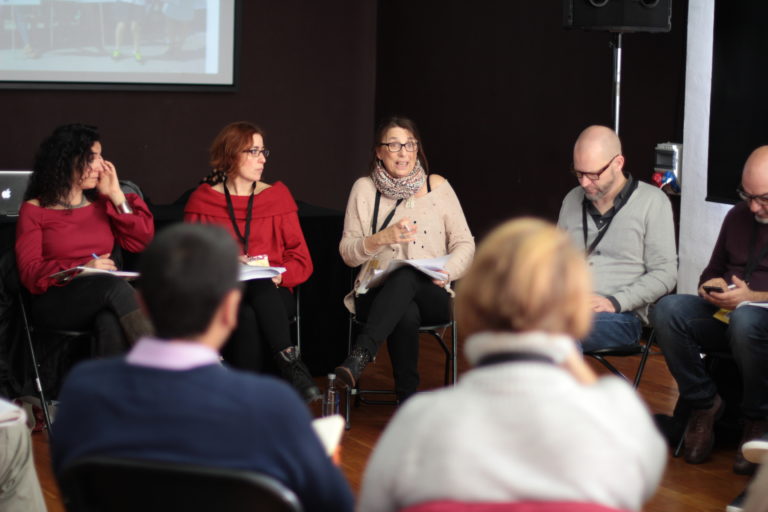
[222, 279, 296, 373]
[354, 266, 452, 400]
[30, 274, 139, 357]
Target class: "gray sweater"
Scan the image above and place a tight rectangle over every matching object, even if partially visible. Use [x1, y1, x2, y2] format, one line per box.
[557, 180, 677, 322]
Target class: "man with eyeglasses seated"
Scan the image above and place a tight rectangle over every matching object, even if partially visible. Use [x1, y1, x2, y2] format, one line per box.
[557, 125, 677, 353]
[652, 146, 768, 475]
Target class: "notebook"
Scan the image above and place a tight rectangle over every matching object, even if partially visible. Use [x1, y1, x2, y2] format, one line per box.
[0, 170, 32, 217]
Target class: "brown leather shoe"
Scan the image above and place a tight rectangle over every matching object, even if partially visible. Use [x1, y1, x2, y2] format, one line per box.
[734, 418, 768, 475]
[684, 394, 725, 464]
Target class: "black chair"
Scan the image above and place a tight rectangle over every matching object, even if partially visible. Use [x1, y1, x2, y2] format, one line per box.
[18, 289, 92, 433]
[583, 328, 657, 389]
[344, 314, 458, 429]
[59, 455, 303, 512]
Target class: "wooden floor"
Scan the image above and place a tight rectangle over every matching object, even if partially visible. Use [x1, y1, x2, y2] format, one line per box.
[32, 333, 750, 512]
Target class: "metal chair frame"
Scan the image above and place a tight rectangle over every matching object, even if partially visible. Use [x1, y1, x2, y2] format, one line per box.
[343, 314, 457, 429]
[583, 329, 657, 389]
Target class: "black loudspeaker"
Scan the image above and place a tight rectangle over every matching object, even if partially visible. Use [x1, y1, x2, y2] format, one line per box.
[563, 0, 672, 33]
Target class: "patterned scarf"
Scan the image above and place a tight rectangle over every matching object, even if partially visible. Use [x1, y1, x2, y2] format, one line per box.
[371, 159, 426, 200]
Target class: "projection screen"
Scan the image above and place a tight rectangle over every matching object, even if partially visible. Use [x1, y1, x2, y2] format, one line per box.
[0, 0, 237, 88]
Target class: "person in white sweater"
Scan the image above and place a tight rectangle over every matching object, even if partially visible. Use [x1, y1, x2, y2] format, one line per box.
[358, 218, 666, 512]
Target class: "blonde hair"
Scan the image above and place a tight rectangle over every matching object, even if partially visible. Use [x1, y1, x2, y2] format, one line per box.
[455, 218, 592, 341]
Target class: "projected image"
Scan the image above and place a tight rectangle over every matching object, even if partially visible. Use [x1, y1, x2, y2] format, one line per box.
[0, 0, 235, 86]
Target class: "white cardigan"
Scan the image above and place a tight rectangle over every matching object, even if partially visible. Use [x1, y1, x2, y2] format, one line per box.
[358, 332, 666, 512]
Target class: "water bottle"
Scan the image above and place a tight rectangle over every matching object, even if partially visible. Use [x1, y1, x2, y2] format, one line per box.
[322, 373, 340, 416]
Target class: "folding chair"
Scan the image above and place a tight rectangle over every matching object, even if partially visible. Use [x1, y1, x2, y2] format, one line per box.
[583, 328, 656, 389]
[59, 455, 303, 512]
[343, 314, 458, 429]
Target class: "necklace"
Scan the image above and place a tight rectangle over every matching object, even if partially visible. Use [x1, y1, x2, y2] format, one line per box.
[56, 196, 89, 209]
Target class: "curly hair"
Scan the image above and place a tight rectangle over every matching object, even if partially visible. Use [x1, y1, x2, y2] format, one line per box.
[26, 124, 101, 207]
[202, 122, 264, 185]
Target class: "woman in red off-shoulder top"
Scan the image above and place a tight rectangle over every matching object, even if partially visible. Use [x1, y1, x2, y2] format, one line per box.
[15, 124, 154, 356]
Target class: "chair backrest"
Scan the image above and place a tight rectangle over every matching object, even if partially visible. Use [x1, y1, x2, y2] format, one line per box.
[59, 456, 303, 512]
[399, 501, 630, 512]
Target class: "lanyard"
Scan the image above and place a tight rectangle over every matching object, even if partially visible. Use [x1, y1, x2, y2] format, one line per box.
[223, 180, 256, 255]
[582, 202, 615, 256]
[744, 221, 768, 283]
[476, 351, 554, 368]
[371, 191, 403, 234]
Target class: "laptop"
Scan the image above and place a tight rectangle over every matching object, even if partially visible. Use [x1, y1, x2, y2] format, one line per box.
[0, 171, 32, 217]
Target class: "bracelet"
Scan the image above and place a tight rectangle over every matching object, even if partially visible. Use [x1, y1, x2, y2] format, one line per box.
[116, 201, 134, 214]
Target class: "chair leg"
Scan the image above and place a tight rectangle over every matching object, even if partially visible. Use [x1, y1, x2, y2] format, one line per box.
[19, 294, 53, 434]
[632, 331, 655, 389]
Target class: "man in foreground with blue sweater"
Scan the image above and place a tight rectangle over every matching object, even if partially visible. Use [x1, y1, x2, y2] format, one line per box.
[558, 125, 677, 352]
[51, 223, 354, 511]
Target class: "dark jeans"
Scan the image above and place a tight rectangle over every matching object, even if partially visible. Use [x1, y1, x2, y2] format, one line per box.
[222, 279, 296, 373]
[652, 294, 768, 418]
[354, 266, 452, 400]
[30, 274, 139, 357]
[580, 311, 643, 352]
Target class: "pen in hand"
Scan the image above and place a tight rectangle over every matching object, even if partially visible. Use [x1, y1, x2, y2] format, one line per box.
[91, 253, 100, 260]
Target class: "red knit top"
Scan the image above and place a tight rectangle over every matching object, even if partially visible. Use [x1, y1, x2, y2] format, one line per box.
[183, 182, 313, 289]
[15, 194, 155, 294]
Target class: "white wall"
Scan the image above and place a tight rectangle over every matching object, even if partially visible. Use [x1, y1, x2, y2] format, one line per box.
[678, 0, 733, 293]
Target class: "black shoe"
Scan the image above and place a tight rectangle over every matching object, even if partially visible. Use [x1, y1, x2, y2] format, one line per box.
[683, 394, 725, 464]
[334, 346, 372, 388]
[734, 418, 768, 475]
[275, 347, 322, 403]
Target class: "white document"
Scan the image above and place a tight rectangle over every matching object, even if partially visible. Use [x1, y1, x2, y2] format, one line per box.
[238, 265, 287, 282]
[312, 415, 345, 457]
[49, 266, 139, 282]
[357, 255, 450, 294]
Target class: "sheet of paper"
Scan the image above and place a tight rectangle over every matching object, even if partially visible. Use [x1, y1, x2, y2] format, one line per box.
[49, 266, 139, 281]
[312, 415, 345, 457]
[238, 265, 287, 282]
[358, 255, 450, 294]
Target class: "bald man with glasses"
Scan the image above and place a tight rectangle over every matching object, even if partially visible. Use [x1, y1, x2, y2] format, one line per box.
[652, 146, 768, 475]
[557, 125, 677, 352]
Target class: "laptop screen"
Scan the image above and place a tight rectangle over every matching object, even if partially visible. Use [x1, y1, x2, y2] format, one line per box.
[0, 171, 32, 217]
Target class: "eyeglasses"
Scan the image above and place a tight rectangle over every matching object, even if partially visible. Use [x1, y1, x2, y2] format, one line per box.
[379, 141, 419, 152]
[737, 186, 768, 207]
[571, 154, 619, 182]
[242, 148, 270, 158]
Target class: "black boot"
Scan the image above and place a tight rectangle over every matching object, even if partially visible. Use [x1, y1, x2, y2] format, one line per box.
[335, 346, 372, 388]
[119, 309, 154, 345]
[274, 346, 322, 403]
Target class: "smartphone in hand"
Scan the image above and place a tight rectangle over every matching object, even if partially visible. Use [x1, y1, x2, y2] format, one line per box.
[703, 285, 724, 294]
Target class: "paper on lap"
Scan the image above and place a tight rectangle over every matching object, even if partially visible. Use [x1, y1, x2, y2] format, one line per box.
[356, 255, 450, 294]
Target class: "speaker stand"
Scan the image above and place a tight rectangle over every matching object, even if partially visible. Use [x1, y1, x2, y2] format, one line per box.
[611, 32, 623, 135]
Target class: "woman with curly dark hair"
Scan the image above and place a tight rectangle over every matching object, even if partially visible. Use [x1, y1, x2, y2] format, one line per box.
[183, 121, 319, 403]
[15, 123, 155, 356]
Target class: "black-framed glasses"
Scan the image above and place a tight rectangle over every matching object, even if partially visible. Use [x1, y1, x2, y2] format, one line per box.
[570, 154, 619, 182]
[737, 186, 768, 207]
[242, 148, 270, 158]
[379, 141, 419, 152]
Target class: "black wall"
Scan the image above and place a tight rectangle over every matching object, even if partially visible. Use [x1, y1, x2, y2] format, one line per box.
[0, 1, 687, 229]
[0, 1, 378, 209]
[376, 0, 687, 237]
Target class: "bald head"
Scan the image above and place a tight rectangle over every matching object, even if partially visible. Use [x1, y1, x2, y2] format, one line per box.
[742, 146, 768, 190]
[741, 146, 768, 223]
[574, 125, 623, 162]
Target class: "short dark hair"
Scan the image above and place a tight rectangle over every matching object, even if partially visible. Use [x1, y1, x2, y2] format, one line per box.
[137, 224, 241, 339]
[26, 123, 101, 207]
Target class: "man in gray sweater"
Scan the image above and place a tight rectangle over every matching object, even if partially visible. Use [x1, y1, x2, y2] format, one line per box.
[557, 125, 677, 352]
